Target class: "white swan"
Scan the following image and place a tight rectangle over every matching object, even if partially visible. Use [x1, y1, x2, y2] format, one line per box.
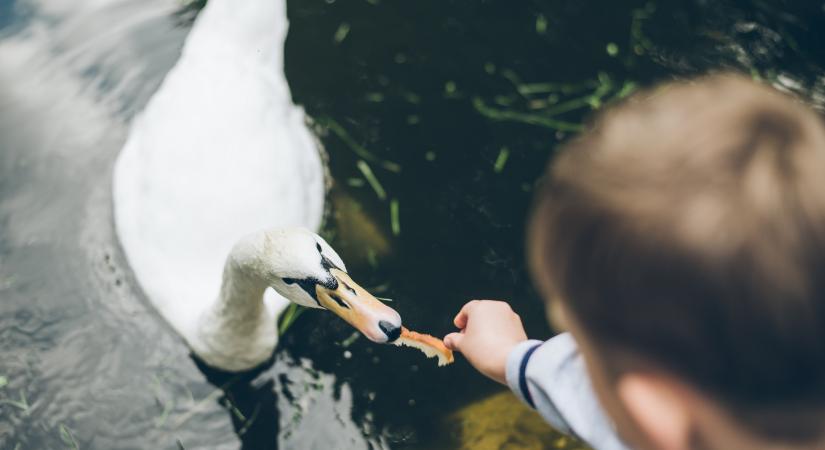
[113, 0, 402, 372]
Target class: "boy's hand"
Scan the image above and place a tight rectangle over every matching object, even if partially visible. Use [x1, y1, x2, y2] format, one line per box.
[444, 300, 528, 384]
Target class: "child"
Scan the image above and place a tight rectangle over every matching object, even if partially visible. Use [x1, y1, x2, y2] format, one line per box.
[444, 74, 825, 450]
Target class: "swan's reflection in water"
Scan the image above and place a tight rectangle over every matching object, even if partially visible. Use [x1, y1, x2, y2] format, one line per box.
[193, 353, 385, 450]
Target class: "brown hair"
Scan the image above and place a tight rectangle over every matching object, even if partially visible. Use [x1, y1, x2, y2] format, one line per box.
[528, 74, 825, 441]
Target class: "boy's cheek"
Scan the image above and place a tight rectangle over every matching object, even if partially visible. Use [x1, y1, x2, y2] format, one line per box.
[545, 298, 570, 333]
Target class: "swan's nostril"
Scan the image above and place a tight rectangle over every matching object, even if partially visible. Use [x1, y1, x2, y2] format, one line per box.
[378, 320, 401, 343]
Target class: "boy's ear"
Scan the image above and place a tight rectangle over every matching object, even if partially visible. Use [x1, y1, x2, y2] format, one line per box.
[617, 372, 692, 450]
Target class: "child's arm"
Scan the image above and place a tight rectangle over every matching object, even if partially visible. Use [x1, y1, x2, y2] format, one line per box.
[445, 300, 631, 450]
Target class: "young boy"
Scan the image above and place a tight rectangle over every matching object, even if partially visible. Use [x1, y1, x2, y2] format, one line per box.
[444, 74, 825, 450]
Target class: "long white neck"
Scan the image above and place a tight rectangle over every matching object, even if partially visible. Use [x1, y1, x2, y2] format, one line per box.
[185, 0, 288, 70]
[193, 238, 280, 371]
[215, 256, 270, 326]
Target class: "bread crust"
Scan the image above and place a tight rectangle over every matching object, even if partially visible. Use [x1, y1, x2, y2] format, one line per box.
[393, 327, 455, 366]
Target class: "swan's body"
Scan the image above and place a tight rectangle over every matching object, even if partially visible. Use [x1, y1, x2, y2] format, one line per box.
[113, 0, 400, 371]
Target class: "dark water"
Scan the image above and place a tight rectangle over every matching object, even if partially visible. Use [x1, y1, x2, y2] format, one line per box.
[2, 0, 825, 449]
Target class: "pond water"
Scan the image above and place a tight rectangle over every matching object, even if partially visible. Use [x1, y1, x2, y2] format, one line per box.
[1, 0, 825, 449]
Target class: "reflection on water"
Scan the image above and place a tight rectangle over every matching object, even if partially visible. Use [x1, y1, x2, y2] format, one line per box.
[2, 0, 825, 449]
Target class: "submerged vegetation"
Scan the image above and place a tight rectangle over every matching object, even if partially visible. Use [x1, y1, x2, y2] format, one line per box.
[283, 1, 825, 448]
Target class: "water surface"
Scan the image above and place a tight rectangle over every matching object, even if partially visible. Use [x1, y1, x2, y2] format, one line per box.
[2, 0, 825, 449]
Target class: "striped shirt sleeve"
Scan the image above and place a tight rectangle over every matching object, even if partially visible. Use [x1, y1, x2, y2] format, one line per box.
[505, 332, 633, 450]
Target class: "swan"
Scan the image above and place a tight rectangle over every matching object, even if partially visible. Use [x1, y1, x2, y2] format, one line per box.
[112, 0, 402, 372]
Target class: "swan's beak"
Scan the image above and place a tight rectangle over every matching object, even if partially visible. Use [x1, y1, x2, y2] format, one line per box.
[316, 268, 402, 343]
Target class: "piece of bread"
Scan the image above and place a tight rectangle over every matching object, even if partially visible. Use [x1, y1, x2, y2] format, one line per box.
[393, 327, 454, 366]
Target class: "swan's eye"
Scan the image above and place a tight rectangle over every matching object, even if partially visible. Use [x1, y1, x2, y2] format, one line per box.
[283, 277, 321, 306]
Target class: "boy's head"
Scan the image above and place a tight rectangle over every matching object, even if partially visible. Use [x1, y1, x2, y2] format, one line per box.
[528, 74, 825, 450]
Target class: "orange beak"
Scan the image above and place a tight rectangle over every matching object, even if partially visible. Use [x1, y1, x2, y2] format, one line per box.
[316, 268, 402, 343]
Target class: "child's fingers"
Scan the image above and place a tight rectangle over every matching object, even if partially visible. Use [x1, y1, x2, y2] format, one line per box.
[453, 300, 479, 328]
[443, 332, 465, 351]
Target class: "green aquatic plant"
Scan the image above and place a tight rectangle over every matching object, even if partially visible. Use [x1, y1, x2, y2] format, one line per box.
[390, 199, 400, 236]
[473, 69, 639, 134]
[356, 160, 387, 201]
[473, 98, 583, 132]
[171, 377, 241, 429]
[149, 375, 174, 428]
[59, 424, 80, 450]
[340, 331, 361, 348]
[333, 23, 350, 45]
[493, 147, 510, 173]
[0, 390, 29, 413]
[317, 117, 401, 173]
[236, 402, 261, 436]
[630, 1, 656, 56]
[535, 13, 548, 35]
[278, 303, 306, 336]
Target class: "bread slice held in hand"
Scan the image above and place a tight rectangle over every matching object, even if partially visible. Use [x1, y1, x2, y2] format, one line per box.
[393, 327, 454, 366]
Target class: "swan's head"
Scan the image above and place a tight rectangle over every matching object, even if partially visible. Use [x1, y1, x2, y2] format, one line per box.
[260, 228, 403, 343]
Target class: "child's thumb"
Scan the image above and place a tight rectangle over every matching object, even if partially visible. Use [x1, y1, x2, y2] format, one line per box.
[444, 332, 464, 351]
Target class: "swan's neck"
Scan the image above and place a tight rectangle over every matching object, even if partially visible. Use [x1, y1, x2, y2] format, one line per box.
[215, 258, 269, 325]
[194, 238, 279, 370]
[187, 0, 287, 69]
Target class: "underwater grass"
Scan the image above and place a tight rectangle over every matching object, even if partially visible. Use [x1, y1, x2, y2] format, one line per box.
[318, 117, 401, 172]
[340, 331, 361, 348]
[333, 23, 350, 45]
[473, 98, 584, 132]
[150, 374, 175, 428]
[236, 402, 261, 437]
[390, 199, 400, 236]
[493, 147, 509, 173]
[0, 390, 29, 413]
[171, 377, 242, 429]
[279, 303, 306, 336]
[357, 160, 387, 200]
[59, 424, 79, 450]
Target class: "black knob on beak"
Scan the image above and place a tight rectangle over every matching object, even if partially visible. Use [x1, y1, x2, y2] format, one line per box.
[378, 321, 401, 343]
